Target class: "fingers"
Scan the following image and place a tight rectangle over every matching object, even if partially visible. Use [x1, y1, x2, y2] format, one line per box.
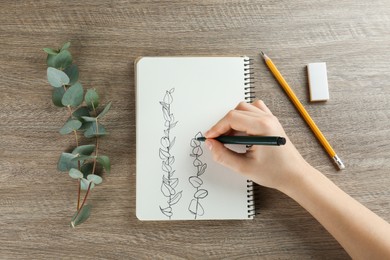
[235, 100, 272, 115]
[235, 101, 261, 112]
[205, 100, 274, 138]
[252, 99, 273, 114]
[205, 139, 249, 174]
[205, 110, 263, 138]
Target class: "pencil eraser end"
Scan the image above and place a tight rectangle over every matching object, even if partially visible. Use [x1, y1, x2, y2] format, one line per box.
[307, 62, 329, 102]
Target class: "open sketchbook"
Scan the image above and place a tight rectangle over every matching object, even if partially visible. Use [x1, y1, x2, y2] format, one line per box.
[135, 57, 255, 220]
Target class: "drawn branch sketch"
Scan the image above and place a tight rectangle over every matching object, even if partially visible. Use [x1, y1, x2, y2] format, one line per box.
[188, 132, 209, 219]
[159, 88, 182, 219]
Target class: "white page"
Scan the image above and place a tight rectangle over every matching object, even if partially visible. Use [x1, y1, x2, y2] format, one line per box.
[136, 57, 252, 220]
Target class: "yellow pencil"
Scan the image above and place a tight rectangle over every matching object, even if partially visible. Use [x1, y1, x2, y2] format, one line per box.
[260, 51, 345, 170]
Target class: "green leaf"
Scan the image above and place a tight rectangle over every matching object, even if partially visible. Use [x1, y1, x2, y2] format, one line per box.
[97, 101, 112, 119]
[81, 116, 97, 122]
[87, 174, 102, 185]
[85, 89, 99, 109]
[64, 64, 79, 85]
[72, 107, 90, 120]
[72, 144, 95, 156]
[53, 49, 72, 69]
[84, 122, 107, 138]
[71, 155, 96, 162]
[62, 82, 84, 107]
[79, 122, 92, 132]
[58, 153, 79, 172]
[80, 178, 95, 191]
[47, 67, 70, 88]
[69, 168, 83, 179]
[47, 54, 57, 68]
[59, 119, 82, 135]
[43, 48, 58, 55]
[97, 155, 110, 174]
[70, 204, 91, 228]
[81, 163, 94, 178]
[52, 87, 66, 107]
[61, 42, 71, 51]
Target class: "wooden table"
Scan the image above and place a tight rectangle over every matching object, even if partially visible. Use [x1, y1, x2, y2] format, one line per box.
[1, 0, 389, 258]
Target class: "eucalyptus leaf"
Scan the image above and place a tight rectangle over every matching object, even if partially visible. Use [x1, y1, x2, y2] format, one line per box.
[87, 174, 102, 185]
[62, 82, 84, 107]
[47, 67, 70, 88]
[70, 204, 91, 228]
[61, 42, 71, 51]
[57, 153, 79, 172]
[52, 87, 66, 107]
[53, 49, 72, 69]
[97, 155, 110, 174]
[81, 162, 94, 178]
[97, 101, 112, 119]
[84, 122, 107, 138]
[85, 89, 99, 109]
[80, 178, 95, 191]
[69, 168, 83, 179]
[79, 122, 92, 132]
[72, 144, 96, 156]
[59, 119, 82, 135]
[81, 116, 97, 122]
[71, 155, 96, 162]
[72, 107, 90, 120]
[64, 64, 79, 85]
[47, 54, 57, 68]
[43, 48, 58, 55]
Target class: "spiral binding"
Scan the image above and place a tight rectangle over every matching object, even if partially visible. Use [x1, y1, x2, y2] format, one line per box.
[244, 57, 255, 103]
[247, 180, 256, 218]
[243, 57, 257, 218]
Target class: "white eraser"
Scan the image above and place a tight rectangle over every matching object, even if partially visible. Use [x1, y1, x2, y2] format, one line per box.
[307, 62, 329, 101]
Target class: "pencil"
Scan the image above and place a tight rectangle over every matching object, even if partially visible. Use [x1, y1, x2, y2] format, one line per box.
[197, 136, 286, 146]
[260, 51, 345, 170]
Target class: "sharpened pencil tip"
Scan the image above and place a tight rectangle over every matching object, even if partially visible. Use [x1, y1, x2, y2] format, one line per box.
[260, 51, 269, 60]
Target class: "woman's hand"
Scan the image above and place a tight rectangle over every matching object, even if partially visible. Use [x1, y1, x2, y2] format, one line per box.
[204, 100, 311, 191]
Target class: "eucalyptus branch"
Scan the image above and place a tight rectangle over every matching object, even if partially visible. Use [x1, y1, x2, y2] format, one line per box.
[43, 42, 112, 227]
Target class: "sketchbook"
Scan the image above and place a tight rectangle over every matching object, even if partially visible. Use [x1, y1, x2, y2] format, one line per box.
[135, 57, 256, 220]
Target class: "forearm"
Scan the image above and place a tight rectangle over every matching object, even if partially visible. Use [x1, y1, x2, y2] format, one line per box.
[281, 167, 390, 259]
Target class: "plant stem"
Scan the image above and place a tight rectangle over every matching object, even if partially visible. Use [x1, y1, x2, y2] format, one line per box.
[77, 179, 81, 210]
[91, 117, 99, 175]
[74, 182, 92, 219]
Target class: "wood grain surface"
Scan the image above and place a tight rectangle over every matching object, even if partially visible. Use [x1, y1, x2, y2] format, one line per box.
[1, 0, 389, 259]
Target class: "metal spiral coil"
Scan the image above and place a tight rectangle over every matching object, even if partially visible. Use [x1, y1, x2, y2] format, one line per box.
[243, 58, 255, 102]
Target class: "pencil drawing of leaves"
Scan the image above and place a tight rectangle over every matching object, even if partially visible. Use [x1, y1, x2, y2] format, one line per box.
[161, 182, 175, 197]
[188, 132, 209, 219]
[170, 178, 179, 189]
[198, 164, 207, 176]
[159, 88, 181, 219]
[169, 121, 178, 130]
[160, 206, 173, 218]
[169, 137, 176, 149]
[189, 176, 203, 188]
[189, 199, 204, 216]
[170, 191, 182, 206]
[194, 189, 208, 199]
[193, 158, 202, 167]
[160, 137, 170, 148]
[159, 148, 169, 160]
[163, 89, 174, 104]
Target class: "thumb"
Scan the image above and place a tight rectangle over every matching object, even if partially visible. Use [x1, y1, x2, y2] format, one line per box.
[205, 139, 248, 174]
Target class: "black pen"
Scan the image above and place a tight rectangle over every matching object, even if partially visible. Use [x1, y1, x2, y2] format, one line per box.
[196, 136, 286, 146]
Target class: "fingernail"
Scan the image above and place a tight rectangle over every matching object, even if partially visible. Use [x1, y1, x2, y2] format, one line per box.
[204, 130, 211, 137]
[205, 140, 213, 150]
